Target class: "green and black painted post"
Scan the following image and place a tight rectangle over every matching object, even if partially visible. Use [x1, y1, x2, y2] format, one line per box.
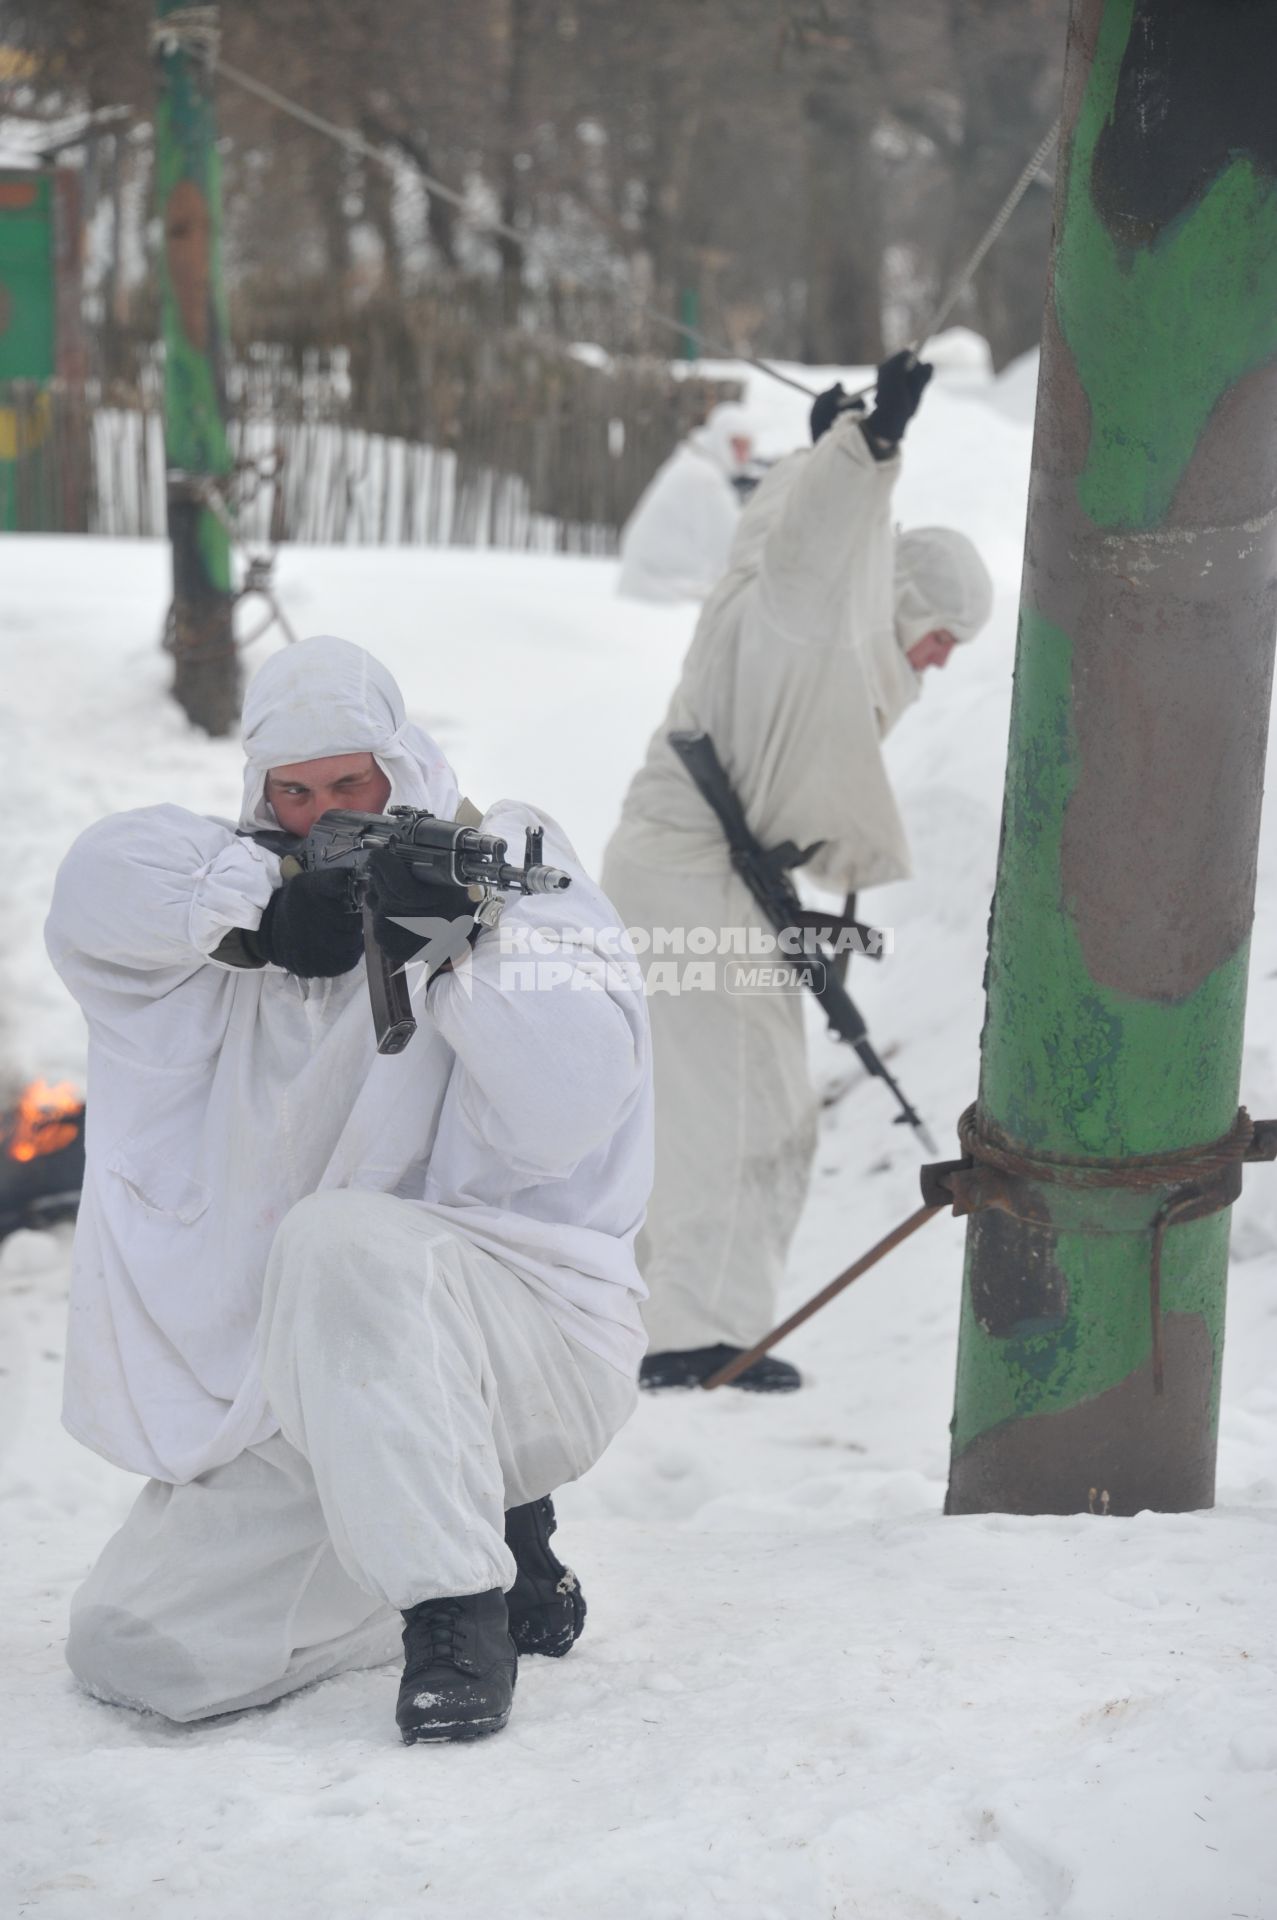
[154, 0, 238, 736]
[947, 0, 1277, 1515]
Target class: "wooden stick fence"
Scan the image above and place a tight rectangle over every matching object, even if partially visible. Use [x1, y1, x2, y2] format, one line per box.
[1, 328, 738, 552]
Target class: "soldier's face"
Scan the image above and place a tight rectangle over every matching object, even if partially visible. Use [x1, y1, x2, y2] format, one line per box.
[265, 753, 392, 834]
[906, 629, 958, 672]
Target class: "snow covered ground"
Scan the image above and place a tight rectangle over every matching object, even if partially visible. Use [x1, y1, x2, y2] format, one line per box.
[3, 352, 1277, 1919]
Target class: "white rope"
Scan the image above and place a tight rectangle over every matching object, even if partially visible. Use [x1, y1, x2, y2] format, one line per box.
[919, 117, 1061, 343]
[213, 55, 821, 399]
[841, 116, 1060, 404]
[206, 49, 1057, 408]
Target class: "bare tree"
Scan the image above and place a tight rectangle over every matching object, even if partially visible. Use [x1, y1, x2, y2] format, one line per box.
[0, 0, 1064, 367]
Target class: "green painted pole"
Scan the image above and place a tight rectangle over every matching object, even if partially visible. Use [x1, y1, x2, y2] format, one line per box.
[947, 0, 1277, 1516]
[678, 286, 700, 362]
[153, 0, 239, 735]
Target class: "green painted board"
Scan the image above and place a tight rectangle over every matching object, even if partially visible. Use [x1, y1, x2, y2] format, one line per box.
[0, 171, 55, 381]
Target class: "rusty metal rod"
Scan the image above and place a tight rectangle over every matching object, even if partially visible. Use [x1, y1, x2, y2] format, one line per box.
[701, 1202, 945, 1390]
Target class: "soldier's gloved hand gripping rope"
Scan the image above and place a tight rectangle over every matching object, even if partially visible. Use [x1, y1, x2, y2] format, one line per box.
[809, 349, 934, 456]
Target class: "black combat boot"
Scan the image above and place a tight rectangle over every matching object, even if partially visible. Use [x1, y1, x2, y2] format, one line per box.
[504, 1496, 586, 1657]
[640, 1343, 803, 1392]
[396, 1589, 517, 1744]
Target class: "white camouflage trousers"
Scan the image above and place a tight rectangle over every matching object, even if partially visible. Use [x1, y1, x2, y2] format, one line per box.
[600, 851, 819, 1352]
[66, 1191, 636, 1723]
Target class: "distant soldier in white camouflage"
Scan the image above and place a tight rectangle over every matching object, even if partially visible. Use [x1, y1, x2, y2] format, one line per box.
[618, 401, 756, 604]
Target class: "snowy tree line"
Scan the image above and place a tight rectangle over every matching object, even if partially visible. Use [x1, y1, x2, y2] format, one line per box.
[1, 0, 1064, 375]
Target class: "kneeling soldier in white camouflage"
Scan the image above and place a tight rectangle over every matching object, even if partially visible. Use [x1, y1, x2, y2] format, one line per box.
[46, 635, 651, 1744]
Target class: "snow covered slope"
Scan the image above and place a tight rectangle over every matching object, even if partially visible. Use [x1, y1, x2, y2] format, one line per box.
[3, 354, 1276, 1918]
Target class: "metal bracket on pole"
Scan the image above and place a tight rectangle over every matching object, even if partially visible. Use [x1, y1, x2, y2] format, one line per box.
[700, 1108, 1277, 1397]
[923, 1106, 1277, 1396]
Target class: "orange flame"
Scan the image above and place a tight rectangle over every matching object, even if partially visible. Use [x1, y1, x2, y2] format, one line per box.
[4, 1079, 83, 1163]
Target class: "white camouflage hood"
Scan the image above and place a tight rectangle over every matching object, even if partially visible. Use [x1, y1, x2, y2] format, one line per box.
[689, 401, 754, 477]
[239, 635, 460, 830]
[892, 527, 994, 651]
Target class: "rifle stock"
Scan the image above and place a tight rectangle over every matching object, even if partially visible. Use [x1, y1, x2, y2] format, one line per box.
[668, 728, 937, 1153]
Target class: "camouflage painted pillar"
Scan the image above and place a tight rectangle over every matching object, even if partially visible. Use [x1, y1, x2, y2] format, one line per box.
[154, 0, 239, 735]
[947, 0, 1277, 1515]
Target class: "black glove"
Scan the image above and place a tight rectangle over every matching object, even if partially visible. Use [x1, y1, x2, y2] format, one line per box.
[863, 349, 932, 453]
[367, 848, 480, 976]
[809, 382, 865, 444]
[247, 867, 363, 977]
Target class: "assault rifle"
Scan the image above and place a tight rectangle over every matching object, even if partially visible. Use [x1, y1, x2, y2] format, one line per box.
[253, 807, 571, 1056]
[731, 455, 777, 503]
[668, 729, 938, 1153]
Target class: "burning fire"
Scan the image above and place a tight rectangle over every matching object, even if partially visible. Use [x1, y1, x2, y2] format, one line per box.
[4, 1079, 84, 1163]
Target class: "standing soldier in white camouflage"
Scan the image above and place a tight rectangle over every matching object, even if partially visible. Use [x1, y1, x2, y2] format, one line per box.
[603, 353, 993, 1391]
